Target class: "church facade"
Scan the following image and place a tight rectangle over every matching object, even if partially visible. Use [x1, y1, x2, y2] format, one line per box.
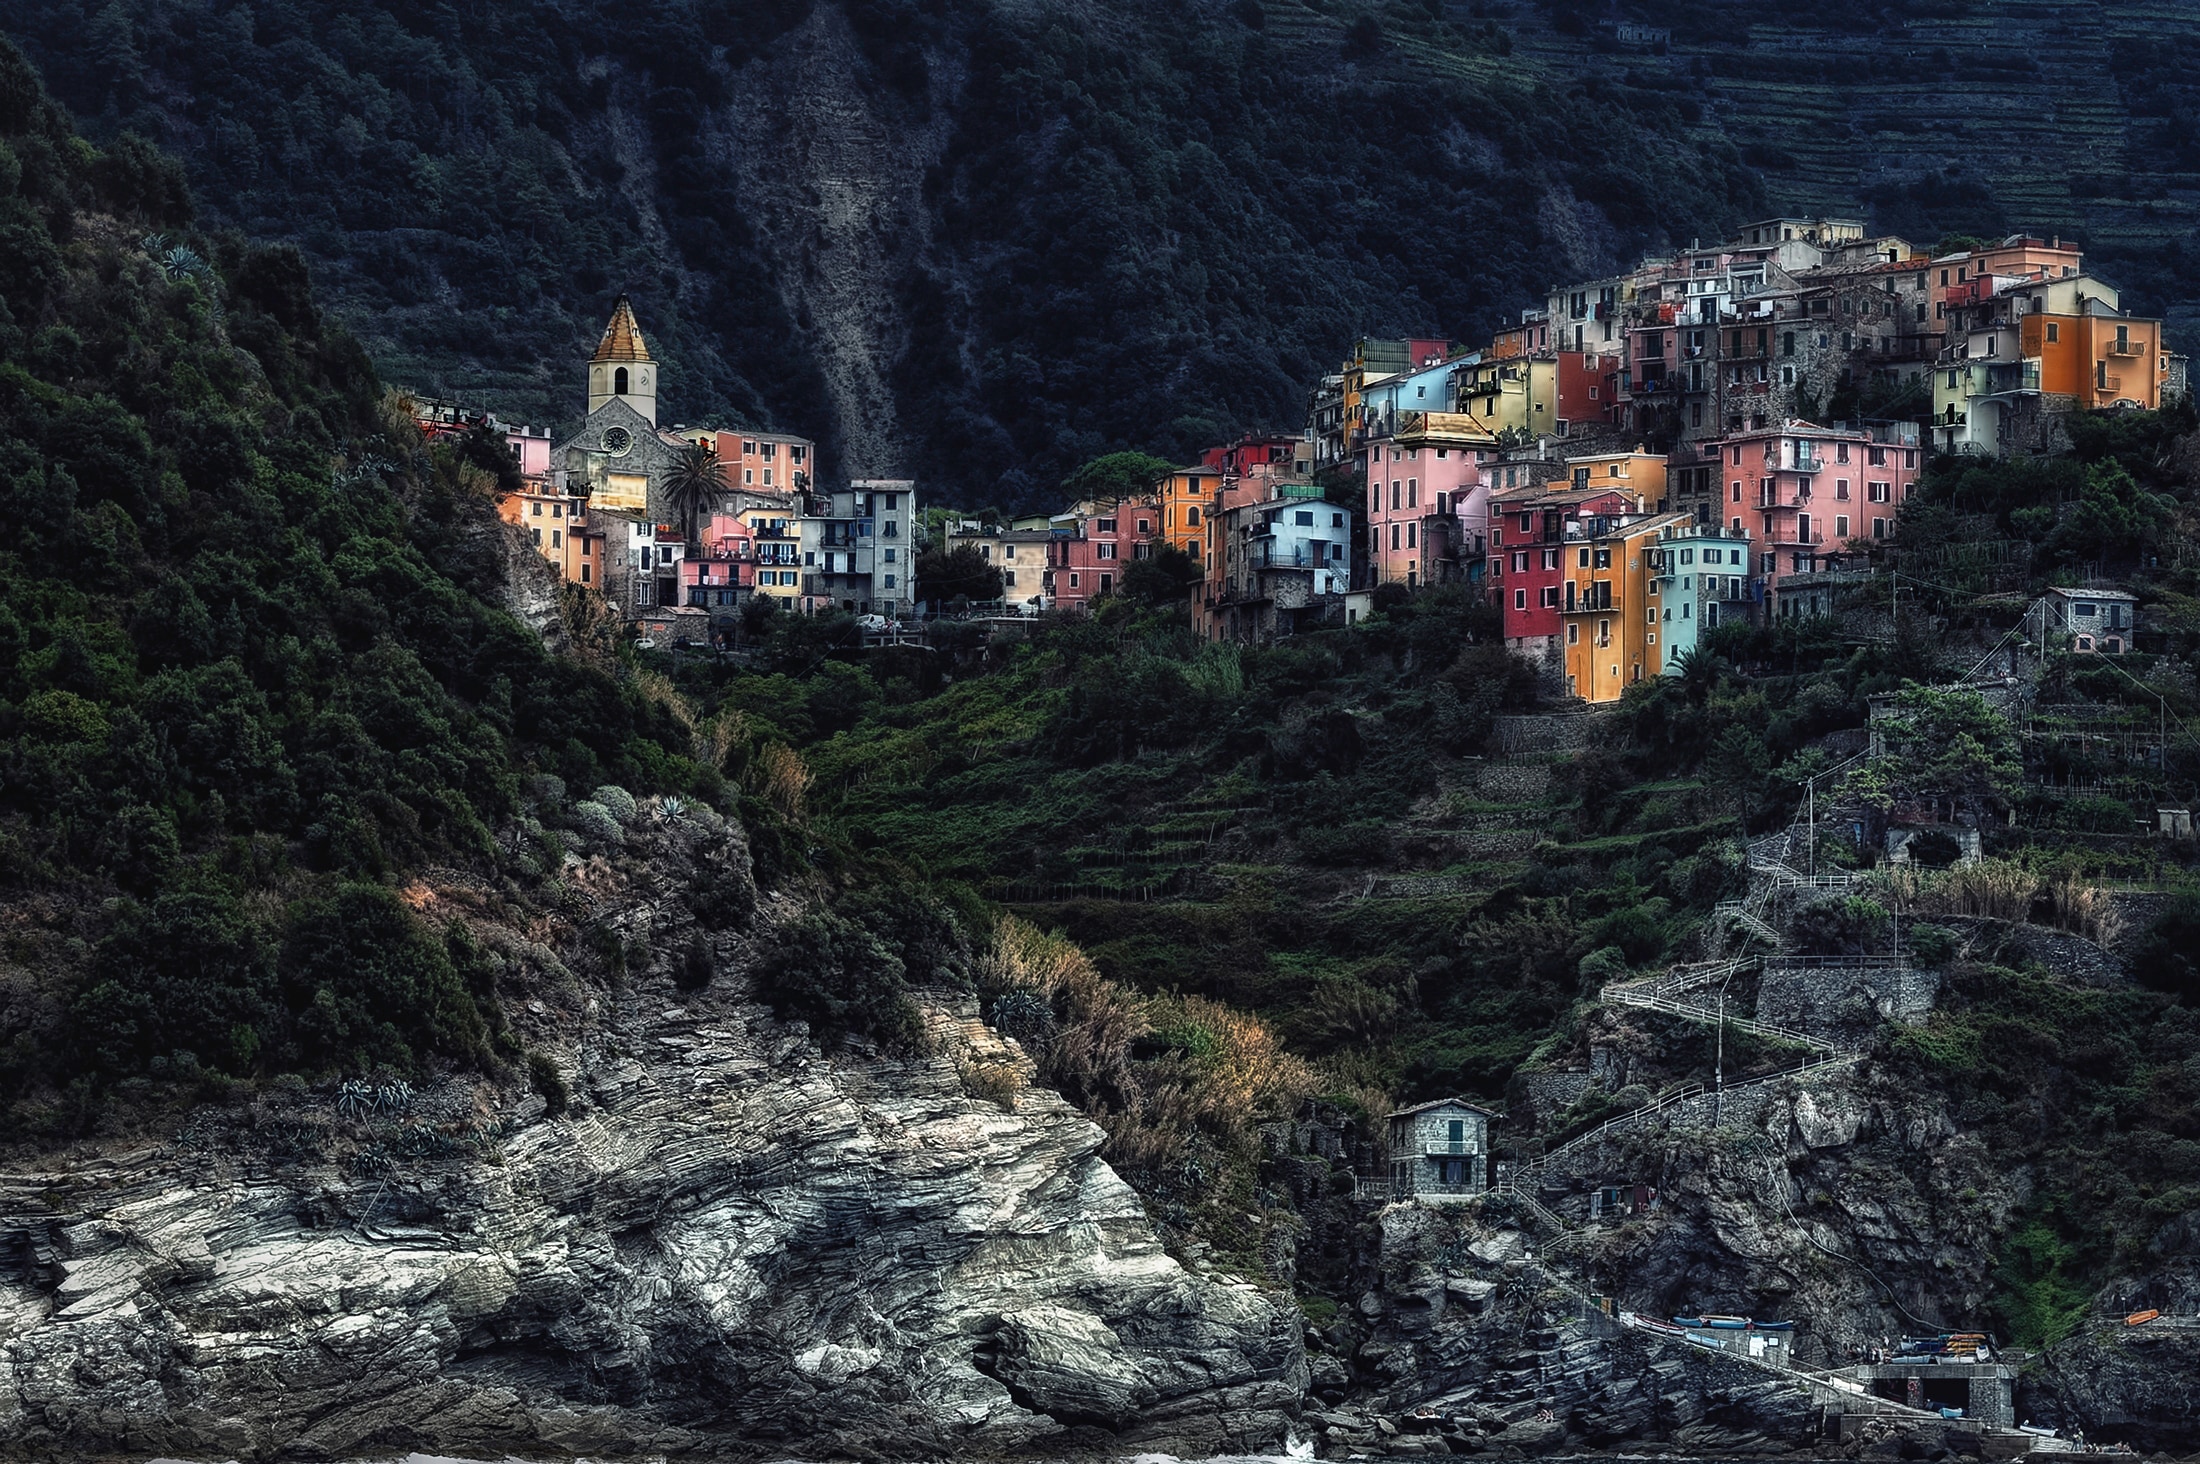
[545, 295, 913, 630]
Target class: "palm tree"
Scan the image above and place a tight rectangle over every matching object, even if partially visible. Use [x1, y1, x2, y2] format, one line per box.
[664, 441, 729, 550]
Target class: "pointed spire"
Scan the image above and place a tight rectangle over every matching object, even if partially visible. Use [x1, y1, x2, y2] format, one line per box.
[591, 294, 652, 364]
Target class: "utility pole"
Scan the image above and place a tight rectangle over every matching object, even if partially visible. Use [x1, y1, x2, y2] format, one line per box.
[1807, 773, 1816, 877]
[1714, 986, 1726, 1124]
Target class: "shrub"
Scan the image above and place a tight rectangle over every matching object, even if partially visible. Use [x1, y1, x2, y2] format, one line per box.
[754, 910, 929, 1053]
[527, 1051, 569, 1116]
[591, 785, 638, 824]
[569, 800, 624, 847]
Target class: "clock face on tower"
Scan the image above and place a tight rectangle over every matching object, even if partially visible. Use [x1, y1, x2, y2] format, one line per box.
[602, 425, 633, 456]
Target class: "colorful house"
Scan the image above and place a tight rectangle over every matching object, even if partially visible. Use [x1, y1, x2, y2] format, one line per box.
[1704, 421, 1917, 617]
[1648, 524, 1757, 662]
[1559, 510, 1693, 702]
[1158, 466, 1224, 557]
[1198, 483, 1354, 643]
[1487, 483, 1642, 667]
[1046, 497, 1162, 612]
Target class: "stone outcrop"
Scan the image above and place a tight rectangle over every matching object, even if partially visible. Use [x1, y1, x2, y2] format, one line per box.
[0, 807, 1303, 1461]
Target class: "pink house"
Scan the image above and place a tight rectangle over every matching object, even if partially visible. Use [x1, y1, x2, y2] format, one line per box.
[678, 512, 756, 611]
[1046, 497, 1164, 611]
[1704, 420, 1919, 617]
[1365, 438, 1491, 587]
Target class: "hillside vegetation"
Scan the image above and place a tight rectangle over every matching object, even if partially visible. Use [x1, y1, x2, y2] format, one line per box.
[0, 0, 1759, 502]
[0, 44, 724, 1137]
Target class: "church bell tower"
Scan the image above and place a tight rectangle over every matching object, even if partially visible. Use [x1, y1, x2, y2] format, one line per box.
[587, 294, 656, 425]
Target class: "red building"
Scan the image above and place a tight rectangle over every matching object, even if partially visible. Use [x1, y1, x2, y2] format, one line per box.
[1486, 484, 1643, 662]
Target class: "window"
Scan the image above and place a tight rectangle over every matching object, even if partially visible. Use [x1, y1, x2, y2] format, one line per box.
[1295, 510, 1314, 526]
[1836, 515, 1848, 538]
[1407, 478, 1418, 506]
[614, 366, 629, 395]
[1541, 585, 1559, 608]
[763, 469, 772, 486]
[1188, 507, 1200, 525]
[1137, 518, 1151, 533]
[1515, 588, 1527, 610]
[884, 522, 898, 538]
[2046, 322, 2059, 343]
[1333, 513, 1344, 528]
[1407, 523, 1417, 547]
[1542, 549, 1560, 570]
[1097, 518, 1118, 533]
[1578, 548, 1591, 568]
[1391, 524, 1400, 550]
[1567, 623, 1578, 644]
[1837, 479, 1850, 499]
[1069, 573, 1079, 588]
[1513, 552, 1529, 572]
[581, 562, 591, 583]
[1868, 481, 1890, 503]
[884, 548, 895, 563]
[1097, 543, 1117, 560]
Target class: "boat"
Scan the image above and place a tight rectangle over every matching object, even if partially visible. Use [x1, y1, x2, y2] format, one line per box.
[1752, 1320, 1796, 1331]
[1938, 1408, 1966, 1420]
[2126, 1310, 2160, 1326]
[1702, 1314, 1749, 1329]
[2019, 1423, 2060, 1438]
[1670, 1316, 1705, 1327]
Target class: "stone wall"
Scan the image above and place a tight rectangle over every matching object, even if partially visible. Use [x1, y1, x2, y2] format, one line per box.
[1933, 917, 2128, 986]
[1469, 761, 1552, 801]
[1755, 963, 1940, 1043]
[1491, 711, 1604, 755]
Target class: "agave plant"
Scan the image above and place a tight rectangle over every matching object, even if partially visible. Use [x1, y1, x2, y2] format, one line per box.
[657, 794, 687, 824]
[141, 233, 212, 282]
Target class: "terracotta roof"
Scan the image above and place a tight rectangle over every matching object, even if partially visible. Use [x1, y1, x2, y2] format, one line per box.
[591, 295, 652, 364]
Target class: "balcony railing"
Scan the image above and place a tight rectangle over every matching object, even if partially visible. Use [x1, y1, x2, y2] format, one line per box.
[2108, 341, 2145, 357]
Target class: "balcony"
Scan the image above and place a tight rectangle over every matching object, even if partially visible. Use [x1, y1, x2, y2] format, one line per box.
[1792, 454, 1822, 473]
[2108, 341, 2145, 357]
[2097, 375, 2122, 395]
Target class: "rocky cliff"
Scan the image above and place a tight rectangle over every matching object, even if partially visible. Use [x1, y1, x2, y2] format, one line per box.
[0, 808, 1304, 1460]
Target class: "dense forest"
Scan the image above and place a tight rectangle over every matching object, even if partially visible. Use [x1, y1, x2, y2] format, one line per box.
[0, 41, 733, 1135]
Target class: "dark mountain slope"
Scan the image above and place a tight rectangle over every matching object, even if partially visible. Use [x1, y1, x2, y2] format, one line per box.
[0, 0, 1760, 504]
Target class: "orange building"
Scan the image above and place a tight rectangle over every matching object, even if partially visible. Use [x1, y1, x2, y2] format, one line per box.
[1559, 510, 1692, 703]
[1560, 448, 1668, 509]
[2020, 310, 2167, 409]
[675, 427, 818, 494]
[1158, 465, 1224, 557]
[497, 481, 600, 586]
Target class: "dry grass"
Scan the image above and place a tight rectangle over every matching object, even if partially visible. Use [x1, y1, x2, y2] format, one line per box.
[752, 743, 810, 821]
[976, 916, 1314, 1180]
[1871, 859, 2124, 947]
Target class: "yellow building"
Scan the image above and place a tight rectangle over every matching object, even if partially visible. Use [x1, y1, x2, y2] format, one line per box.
[1560, 511, 1692, 702]
[1454, 357, 1557, 439]
[1560, 449, 1669, 510]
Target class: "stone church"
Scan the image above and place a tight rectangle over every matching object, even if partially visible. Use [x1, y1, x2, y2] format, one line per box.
[552, 296, 689, 619]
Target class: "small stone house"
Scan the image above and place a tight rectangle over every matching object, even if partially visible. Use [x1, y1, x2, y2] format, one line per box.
[1385, 1098, 1495, 1200]
[2040, 585, 2137, 654]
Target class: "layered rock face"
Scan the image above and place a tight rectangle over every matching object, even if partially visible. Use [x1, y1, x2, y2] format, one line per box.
[0, 820, 1304, 1460]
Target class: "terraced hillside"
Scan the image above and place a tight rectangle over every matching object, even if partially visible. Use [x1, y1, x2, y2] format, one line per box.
[1489, 0, 2200, 343]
